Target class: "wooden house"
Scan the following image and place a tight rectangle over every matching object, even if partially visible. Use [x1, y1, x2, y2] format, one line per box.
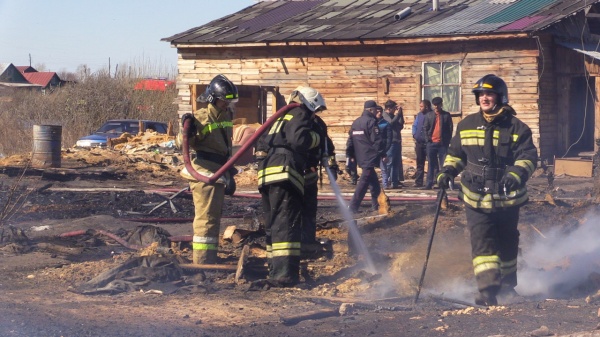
[0, 64, 66, 93]
[162, 0, 600, 164]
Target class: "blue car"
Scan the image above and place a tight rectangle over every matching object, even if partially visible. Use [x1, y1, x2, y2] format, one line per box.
[75, 119, 168, 148]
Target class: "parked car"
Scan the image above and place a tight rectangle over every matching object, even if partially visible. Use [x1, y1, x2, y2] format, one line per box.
[75, 119, 168, 148]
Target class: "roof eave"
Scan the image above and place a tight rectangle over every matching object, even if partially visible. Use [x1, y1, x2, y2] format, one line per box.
[171, 32, 532, 49]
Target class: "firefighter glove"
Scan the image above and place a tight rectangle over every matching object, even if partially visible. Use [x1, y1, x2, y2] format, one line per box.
[224, 173, 236, 196]
[500, 172, 521, 192]
[436, 169, 455, 190]
[181, 113, 197, 136]
[255, 151, 267, 162]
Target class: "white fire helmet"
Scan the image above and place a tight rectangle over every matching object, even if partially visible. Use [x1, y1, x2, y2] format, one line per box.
[288, 86, 327, 112]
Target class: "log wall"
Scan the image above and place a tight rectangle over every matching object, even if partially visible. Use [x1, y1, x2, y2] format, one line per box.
[174, 37, 550, 161]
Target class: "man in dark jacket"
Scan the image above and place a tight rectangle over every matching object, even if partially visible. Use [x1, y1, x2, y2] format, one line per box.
[257, 86, 327, 286]
[346, 100, 386, 213]
[382, 99, 405, 188]
[423, 97, 453, 189]
[437, 74, 538, 306]
[412, 99, 431, 187]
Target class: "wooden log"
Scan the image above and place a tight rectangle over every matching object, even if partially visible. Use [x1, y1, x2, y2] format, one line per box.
[279, 308, 339, 326]
[235, 245, 250, 283]
[35, 243, 84, 255]
[429, 294, 487, 309]
[301, 295, 413, 312]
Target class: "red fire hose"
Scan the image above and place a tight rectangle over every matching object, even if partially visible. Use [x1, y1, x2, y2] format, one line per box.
[181, 103, 301, 183]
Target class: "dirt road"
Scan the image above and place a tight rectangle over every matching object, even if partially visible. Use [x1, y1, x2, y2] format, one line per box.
[1, 153, 600, 337]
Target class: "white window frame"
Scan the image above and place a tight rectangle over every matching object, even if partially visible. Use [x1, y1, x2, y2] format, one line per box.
[421, 61, 462, 115]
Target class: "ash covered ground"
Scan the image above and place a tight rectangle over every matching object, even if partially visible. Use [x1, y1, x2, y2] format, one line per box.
[1, 146, 600, 337]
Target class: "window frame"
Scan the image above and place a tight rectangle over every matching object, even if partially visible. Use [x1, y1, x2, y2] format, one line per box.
[421, 61, 462, 116]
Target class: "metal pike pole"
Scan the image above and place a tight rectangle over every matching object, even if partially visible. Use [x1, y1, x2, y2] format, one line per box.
[414, 187, 447, 304]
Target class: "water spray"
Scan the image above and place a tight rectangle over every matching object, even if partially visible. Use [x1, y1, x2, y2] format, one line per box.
[323, 142, 376, 273]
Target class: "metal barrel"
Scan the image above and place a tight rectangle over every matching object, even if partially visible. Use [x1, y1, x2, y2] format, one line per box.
[32, 125, 62, 168]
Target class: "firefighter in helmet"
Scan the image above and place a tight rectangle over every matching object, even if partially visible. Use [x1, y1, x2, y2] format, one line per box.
[257, 86, 327, 286]
[299, 90, 338, 258]
[437, 74, 538, 306]
[177, 74, 239, 264]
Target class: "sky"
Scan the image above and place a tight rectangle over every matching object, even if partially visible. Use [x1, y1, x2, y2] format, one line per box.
[0, 0, 256, 75]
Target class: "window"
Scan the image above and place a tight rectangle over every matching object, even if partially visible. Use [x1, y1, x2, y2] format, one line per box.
[146, 122, 167, 133]
[422, 61, 461, 114]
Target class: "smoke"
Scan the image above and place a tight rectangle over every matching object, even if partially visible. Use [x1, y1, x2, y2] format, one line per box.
[374, 210, 600, 302]
[516, 212, 600, 298]
[423, 277, 478, 303]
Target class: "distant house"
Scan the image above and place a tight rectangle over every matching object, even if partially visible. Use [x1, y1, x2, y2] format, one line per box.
[0, 63, 66, 93]
[163, 0, 600, 162]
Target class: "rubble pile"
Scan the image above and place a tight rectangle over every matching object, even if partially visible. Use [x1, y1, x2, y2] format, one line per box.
[110, 131, 175, 150]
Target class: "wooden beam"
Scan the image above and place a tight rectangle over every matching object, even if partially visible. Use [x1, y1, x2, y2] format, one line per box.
[173, 33, 530, 49]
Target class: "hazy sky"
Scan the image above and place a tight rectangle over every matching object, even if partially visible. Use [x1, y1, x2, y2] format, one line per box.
[0, 0, 255, 74]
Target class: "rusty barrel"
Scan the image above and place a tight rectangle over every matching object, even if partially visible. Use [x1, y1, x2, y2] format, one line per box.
[32, 125, 62, 168]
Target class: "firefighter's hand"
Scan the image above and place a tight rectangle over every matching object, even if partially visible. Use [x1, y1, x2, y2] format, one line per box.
[500, 172, 521, 192]
[255, 151, 267, 162]
[329, 164, 339, 181]
[437, 170, 455, 190]
[181, 113, 197, 135]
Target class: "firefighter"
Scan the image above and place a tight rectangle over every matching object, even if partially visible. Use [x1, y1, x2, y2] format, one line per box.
[257, 86, 327, 286]
[301, 110, 338, 257]
[437, 74, 538, 306]
[177, 74, 239, 265]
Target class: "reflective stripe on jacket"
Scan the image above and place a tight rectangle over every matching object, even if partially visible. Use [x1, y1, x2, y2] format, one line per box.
[257, 105, 321, 194]
[443, 106, 538, 211]
[176, 103, 233, 182]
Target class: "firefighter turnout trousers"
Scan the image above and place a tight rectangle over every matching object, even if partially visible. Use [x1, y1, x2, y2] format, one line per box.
[261, 183, 302, 284]
[189, 180, 225, 264]
[466, 206, 520, 293]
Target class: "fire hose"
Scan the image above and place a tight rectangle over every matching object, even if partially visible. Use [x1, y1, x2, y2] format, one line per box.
[181, 103, 301, 183]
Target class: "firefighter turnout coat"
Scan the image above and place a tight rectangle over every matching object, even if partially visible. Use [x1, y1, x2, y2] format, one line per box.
[177, 104, 233, 180]
[305, 115, 335, 186]
[257, 105, 321, 194]
[443, 106, 538, 211]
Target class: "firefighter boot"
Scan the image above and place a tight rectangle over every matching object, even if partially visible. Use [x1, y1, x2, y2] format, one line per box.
[497, 286, 523, 304]
[193, 249, 218, 264]
[475, 290, 498, 306]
